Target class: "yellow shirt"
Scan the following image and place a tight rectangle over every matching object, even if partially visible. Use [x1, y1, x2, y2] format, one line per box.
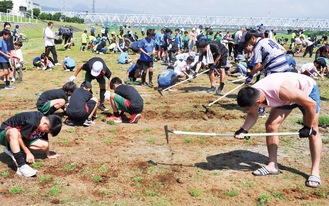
[81, 33, 88, 44]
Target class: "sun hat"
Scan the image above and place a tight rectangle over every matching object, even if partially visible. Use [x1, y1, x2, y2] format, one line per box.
[91, 61, 103, 77]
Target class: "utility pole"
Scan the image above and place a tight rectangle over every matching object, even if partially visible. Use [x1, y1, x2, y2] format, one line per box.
[92, 0, 95, 13]
[61, 0, 65, 12]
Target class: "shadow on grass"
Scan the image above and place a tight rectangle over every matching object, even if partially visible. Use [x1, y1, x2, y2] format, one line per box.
[195, 150, 308, 179]
[180, 86, 211, 92]
[0, 150, 55, 172]
[320, 96, 329, 101]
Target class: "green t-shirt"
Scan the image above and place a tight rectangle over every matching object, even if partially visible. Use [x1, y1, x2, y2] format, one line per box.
[182, 35, 189, 43]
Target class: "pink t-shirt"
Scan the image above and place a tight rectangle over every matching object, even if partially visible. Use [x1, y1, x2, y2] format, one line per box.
[253, 73, 316, 107]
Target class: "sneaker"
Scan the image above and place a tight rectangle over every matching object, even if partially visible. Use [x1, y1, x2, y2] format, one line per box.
[148, 82, 153, 87]
[16, 164, 38, 177]
[83, 118, 92, 127]
[4, 147, 16, 163]
[98, 103, 108, 111]
[215, 89, 223, 95]
[258, 107, 266, 118]
[55, 63, 61, 66]
[141, 82, 149, 86]
[106, 115, 122, 123]
[130, 113, 141, 123]
[99, 52, 104, 55]
[11, 77, 15, 82]
[65, 69, 71, 72]
[5, 85, 15, 89]
[206, 86, 216, 93]
[64, 119, 75, 126]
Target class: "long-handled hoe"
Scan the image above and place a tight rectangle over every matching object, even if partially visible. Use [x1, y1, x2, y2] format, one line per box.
[202, 82, 245, 113]
[164, 125, 298, 144]
[158, 69, 210, 96]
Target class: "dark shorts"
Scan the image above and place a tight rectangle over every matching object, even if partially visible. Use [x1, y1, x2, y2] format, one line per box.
[217, 55, 228, 69]
[163, 44, 168, 51]
[276, 84, 320, 114]
[140, 61, 153, 71]
[66, 66, 75, 71]
[0, 62, 10, 69]
[68, 100, 97, 121]
[155, 44, 162, 51]
[85, 100, 97, 117]
[85, 72, 106, 84]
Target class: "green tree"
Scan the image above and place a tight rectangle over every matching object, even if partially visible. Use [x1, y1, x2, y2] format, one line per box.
[39, 12, 52, 20]
[32, 8, 41, 18]
[52, 12, 62, 21]
[0, 0, 14, 13]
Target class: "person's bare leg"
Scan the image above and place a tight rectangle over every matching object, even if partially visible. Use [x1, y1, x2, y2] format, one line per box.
[88, 97, 99, 119]
[251, 108, 291, 175]
[308, 112, 322, 187]
[209, 70, 215, 87]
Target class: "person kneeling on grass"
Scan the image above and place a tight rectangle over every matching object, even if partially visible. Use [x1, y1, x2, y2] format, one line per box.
[126, 59, 142, 83]
[63, 56, 76, 72]
[106, 77, 143, 123]
[0, 111, 62, 177]
[65, 82, 99, 127]
[157, 65, 178, 91]
[234, 72, 322, 188]
[37, 82, 77, 115]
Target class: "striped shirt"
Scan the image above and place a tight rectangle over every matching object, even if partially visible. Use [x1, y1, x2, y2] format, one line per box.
[253, 38, 289, 75]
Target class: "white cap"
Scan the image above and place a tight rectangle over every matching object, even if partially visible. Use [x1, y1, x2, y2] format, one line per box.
[91, 61, 103, 77]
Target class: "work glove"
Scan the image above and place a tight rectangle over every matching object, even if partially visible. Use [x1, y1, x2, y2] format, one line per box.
[299, 125, 317, 138]
[104, 91, 111, 100]
[245, 74, 253, 84]
[69, 76, 76, 82]
[234, 127, 249, 140]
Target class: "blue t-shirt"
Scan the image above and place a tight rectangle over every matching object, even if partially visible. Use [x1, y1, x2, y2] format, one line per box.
[138, 38, 156, 62]
[0, 38, 9, 63]
[118, 52, 129, 64]
[163, 33, 172, 46]
[64, 57, 76, 68]
[155, 32, 164, 46]
[158, 69, 177, 87]
[175, 33, 182, 45]
[127, 64, 137, 73]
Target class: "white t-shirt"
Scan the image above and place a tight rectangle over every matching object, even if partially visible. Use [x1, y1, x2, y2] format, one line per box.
[44, 27, 55, 46]
[174, 60, 187, 76]
[234, 30, 243, 44]
[15, 49, 23, 62]
[299, 63, 315, 73]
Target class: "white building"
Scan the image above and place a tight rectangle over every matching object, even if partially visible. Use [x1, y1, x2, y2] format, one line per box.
[5, 0, 40, 16]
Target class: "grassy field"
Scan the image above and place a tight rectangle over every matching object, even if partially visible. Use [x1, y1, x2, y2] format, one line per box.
[0, 21, 328, 205]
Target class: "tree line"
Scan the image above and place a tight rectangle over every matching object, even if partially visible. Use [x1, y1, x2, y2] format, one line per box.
[0, 1, 84, 23]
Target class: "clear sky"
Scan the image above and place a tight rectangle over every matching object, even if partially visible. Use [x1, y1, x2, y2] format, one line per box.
[33, 0, 328, 19]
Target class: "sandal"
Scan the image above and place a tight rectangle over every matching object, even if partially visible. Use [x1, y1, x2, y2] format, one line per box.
[305, 175, 321, 188]
[252, 166, 280, 176]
